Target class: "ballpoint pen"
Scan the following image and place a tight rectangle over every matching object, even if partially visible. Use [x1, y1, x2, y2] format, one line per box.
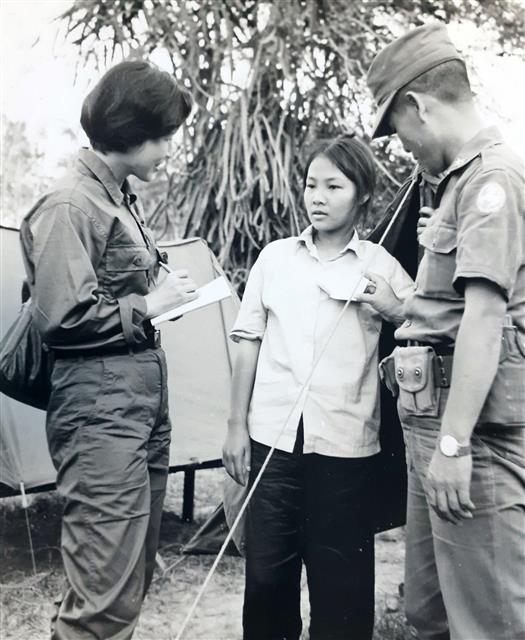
[159, 261, 173, 274]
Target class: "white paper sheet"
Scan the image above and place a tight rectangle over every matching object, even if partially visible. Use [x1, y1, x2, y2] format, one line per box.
[317, 272, 370, 301]
[151, 276, 232, 326]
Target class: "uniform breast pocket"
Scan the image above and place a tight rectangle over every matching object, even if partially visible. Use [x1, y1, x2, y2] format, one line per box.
[106, 245, 152, 272]
[418, 223, 460, 298]
[103, 244, 153, 295]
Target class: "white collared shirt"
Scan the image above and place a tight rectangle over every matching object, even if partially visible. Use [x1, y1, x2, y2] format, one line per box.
[230, 227, 414, 458]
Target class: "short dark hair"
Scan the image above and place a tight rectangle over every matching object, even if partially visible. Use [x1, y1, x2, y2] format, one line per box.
[81, 60, 193, 153]
[394, 59, 472, 109]
[303, 134, 376, 216]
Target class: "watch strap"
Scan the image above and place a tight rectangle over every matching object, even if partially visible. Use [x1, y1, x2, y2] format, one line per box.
[455, 443, 472, 457]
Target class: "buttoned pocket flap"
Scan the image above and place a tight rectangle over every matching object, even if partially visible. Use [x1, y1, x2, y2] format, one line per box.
[106, 245, 152, 272]
[393, 347, 432, 393]
[419, 223, 457, 254]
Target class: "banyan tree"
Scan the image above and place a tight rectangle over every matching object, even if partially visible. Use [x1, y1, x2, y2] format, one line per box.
[60, 0, 524, 288]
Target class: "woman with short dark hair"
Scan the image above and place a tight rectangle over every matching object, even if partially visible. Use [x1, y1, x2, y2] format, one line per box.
[223, 135, 414, 639]
[81, 60, 193, 154]
[20, 60, 196, 639]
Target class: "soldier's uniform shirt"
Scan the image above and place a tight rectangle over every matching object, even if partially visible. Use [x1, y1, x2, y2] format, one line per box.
[393, 126, 525, 640]
[396, 126, 524, 348]
[20, 148, 159, 353]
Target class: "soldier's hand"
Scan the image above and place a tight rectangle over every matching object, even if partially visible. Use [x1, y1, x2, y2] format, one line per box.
[426, 448, 475, 524]
[144, 269, 198, 318]
[417, 206, 434, 241]
[353, 272, 404, 325]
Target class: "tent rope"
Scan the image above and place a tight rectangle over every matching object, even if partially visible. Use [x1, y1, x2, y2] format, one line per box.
[20, 483, 37, 576]
[174, 168, 419, 640]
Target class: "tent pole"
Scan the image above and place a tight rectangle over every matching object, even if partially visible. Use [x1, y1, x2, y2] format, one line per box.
[182, 470, 196, 523]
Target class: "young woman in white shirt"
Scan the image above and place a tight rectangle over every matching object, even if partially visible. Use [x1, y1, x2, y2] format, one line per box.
[223, 135, 413, 640]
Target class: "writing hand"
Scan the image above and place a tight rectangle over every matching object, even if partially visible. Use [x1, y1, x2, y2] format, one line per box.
[144, 269, 198, 318]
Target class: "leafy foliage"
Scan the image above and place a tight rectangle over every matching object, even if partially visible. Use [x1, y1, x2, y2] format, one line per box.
[0, 118, 53, 228]
[60, 0, 524, 286]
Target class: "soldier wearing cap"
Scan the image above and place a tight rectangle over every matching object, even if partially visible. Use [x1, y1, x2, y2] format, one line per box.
[367, 23, 525, 640]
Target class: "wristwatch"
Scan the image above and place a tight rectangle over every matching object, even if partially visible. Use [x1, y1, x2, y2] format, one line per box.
[439, 434, 471, 457]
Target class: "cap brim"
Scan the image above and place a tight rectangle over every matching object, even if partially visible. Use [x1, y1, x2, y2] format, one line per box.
[371, 91, 396, 139]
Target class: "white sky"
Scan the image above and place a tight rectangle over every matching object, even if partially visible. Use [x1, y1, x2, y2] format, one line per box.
[1, 0, 524, 176]
[1, 0, 97, 171]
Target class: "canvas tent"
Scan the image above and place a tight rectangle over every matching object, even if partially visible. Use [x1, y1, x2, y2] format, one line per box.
[0, 226, 239, 514]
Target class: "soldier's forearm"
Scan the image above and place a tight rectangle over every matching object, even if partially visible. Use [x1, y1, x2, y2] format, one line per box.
[440, 280, 506, 442]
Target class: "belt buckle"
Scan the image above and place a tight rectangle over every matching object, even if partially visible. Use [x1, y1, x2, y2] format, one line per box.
[153, 330, 161, 348]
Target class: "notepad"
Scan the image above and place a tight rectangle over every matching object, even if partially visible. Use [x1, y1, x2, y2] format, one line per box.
[151, 276, 232, 326]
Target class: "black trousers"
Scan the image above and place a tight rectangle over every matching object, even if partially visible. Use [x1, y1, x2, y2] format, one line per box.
[243, 425, 376, 640]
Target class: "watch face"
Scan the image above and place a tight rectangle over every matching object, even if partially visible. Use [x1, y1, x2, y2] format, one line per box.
[440, 435, 458, 457]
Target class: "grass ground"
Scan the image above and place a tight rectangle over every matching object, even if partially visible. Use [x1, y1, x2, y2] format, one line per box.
[0, 469, 414, 639]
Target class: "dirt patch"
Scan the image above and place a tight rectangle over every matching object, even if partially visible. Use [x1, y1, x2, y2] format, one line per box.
[1, 469, 409, 639]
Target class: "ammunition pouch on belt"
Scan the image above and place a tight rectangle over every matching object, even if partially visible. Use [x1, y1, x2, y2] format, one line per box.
[379, 320, 525, 426]
[380, 346, 446, 417]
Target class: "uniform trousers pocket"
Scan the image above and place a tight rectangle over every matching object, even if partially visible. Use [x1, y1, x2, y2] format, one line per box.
[46, 358, 105, 471]
[479, 353, 525, 427]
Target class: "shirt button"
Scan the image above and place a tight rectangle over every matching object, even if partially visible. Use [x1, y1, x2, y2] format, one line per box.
[133, 255, 142, 266]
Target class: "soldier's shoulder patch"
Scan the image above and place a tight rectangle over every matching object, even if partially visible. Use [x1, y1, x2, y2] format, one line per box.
[476, 181, 506, 213]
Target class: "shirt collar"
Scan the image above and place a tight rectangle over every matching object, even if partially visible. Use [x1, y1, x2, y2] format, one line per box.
[297, 225, 364, 260]
[441, 125, 503, 179]
[77, 148, 137, 207]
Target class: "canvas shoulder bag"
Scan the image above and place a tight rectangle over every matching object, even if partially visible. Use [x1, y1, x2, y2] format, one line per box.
[0, 298, 52, 410]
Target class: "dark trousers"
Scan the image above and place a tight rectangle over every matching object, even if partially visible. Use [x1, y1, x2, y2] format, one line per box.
[243, 426, 376, 640]
[46, 349, 171, 640]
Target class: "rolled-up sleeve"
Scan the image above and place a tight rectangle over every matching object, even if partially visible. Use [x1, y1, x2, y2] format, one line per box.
[454, 170, 522, 300]
[27, 203, 148, 347]
[230, 252, 267, 342]
[118, 294, 148, 344]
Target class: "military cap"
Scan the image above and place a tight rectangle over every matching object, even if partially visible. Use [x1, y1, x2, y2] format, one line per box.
[367, 23, 463, 139]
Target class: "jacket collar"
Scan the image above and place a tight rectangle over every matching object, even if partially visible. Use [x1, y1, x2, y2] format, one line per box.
[77, 148, 137, 207]
[441, 126, 503, 180]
